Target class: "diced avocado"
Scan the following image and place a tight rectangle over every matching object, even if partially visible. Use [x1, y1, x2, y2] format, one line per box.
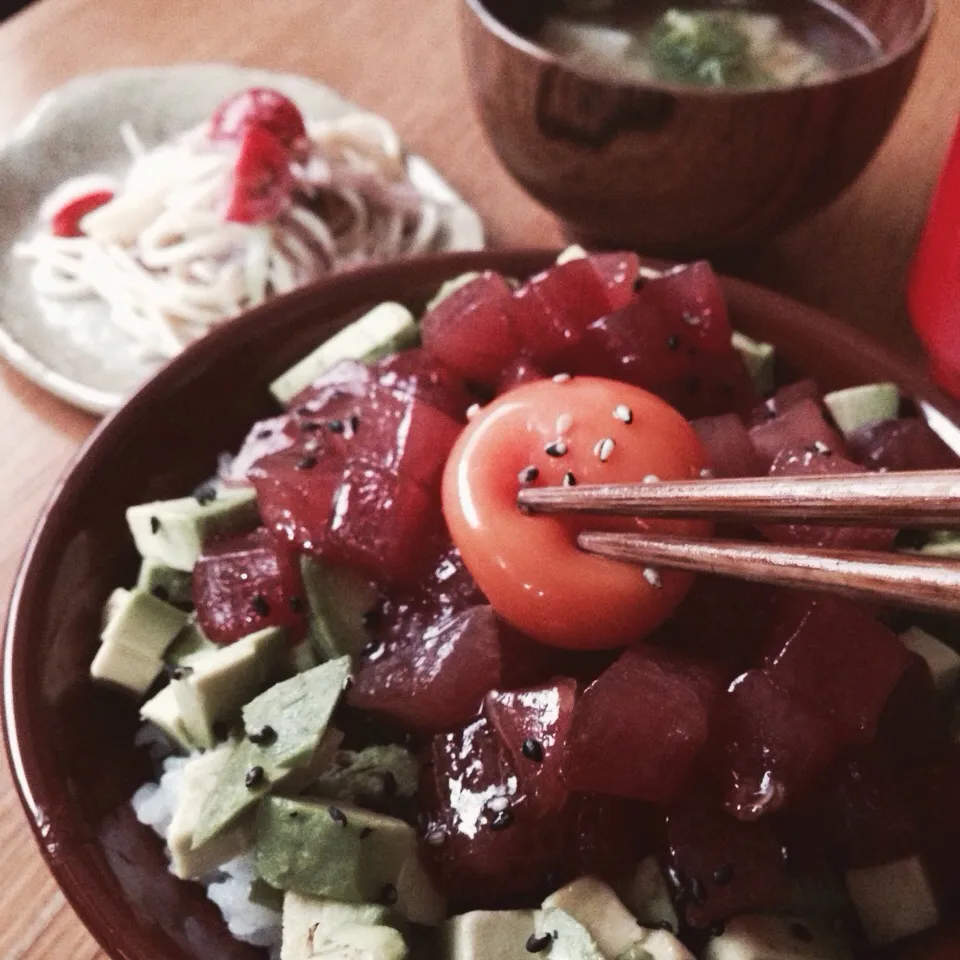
[127, 487, 259, 572]
[173, 626, 286, 748]
[311, 745, 419, 806]
[556, 245, 589, 265]
[301, 556, 378, 660]
[192, 726, 343, 848]
[166, 743, 256, 879]
[844, 856, 940, 946]
[91, 588, 190, 696]
[393, 851, 446, 926]
[242, 657, 352, 769]
[900, 626, 960, 693]
[425, 272, 482, 312]
[732, 331, 776, 396]
[442, 910, 537, 960]
[249, 877, 285, 913]
[165, 618, 218, 666]
[270, 303, 419, 405]
[311, 922, 408, 959]
[823, 383, 900, 438]
[544, 876, 646, 959]
[281, 891, 390, 960]
[702, 914, 852, 960]
[136, 557, 193, 606]
[140, 683, 196, 752]
[255, 797, 416, 903]
[618, 857, 679, 934]
[102, 587, 131, 630]
[536, 907, 605, 960]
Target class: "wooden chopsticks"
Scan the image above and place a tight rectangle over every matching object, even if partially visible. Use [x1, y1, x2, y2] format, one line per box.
[517, 470, 960, 615]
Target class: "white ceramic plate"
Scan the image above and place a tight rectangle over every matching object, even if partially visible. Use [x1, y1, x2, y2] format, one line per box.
[0, 64, 485, 415]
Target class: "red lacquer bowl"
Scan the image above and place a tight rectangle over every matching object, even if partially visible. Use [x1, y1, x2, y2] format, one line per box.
[4, 251, 960, 960]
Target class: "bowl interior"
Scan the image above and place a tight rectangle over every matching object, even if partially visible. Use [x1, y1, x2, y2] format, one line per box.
[5, 250, 960, 960]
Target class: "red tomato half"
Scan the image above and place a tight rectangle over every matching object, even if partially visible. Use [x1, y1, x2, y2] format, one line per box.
[442, 377, 711, 649]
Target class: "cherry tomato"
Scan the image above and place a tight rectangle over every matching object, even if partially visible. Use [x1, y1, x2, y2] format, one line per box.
[210, 87, 307, 154]
[223, 125, 294, 225]
[50, 189, 115, 237]
[442, 377, 711, 649]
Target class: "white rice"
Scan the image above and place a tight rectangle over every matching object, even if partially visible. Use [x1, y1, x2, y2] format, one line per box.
[131, 736, 283, 953]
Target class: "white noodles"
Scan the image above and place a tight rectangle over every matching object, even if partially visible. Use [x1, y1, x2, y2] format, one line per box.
[15, 113, 448, 361]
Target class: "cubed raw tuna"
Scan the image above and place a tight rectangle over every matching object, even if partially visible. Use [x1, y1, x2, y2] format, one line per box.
[588, 251, 640, 309]
[665, 798, 790, 928]
[692, 414, 763, 478]
[371, 348, 475, 420]
[496, 356, 547, 394]
[419, 716, 566, 906]
[749, 399, 845, 469]
[511, 259, 616, 364]
[192, 528, 308, 645]
[847, 417, 960, 471]
[746, 380, 821, 427]
[760, 445, 896, 551]
[420, 272, 522, 385]
[563, 645, 724, 802]
[713, 670, 840, 820]
[484, 678, 578, 816]
[761, 592, 912, 745]
[350, 605, 505, 732]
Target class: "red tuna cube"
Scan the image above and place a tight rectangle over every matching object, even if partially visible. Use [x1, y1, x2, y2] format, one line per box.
[713, 670, 840, 821]
[511, 259, 615, 364]
[746, 380, 821, 427]
[692, 414, 764, 478]
[192, 528, 308, 645]
[762, 592, 912, 745]
[665, 798, 790, 928]
[485, 678, 578, 817]
[563, 645, 724, 802]
[749, 399, 845, 469]
[421, 272, 522, 386]
[349, 605, 505, 733]
[847, 417, 960, 471]
[419, 716, 566, 906]
[761, 445, 896, 551]
[371, 348, 474, 420]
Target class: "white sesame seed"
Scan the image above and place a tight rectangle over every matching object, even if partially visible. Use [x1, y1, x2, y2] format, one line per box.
[683, 311, 703, 326]
[556, 413, 574, 434]
[467, 403, 482, 420]
[813, 440, 832, 455]
[487, 795, 510, 813]
[643, 567, 663, 589]
[643, 474, 660, 484]
[552, 372, 572, 384]
[594, 437, 615, 462]
[699, 467, 715, 479]
[613, 404, 633, 424]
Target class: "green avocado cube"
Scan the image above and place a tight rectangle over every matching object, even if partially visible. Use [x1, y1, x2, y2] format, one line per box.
[732, 331, 776, 396]
[823, 383, 900, 437]
[255, 797, 416, 903]
[301, 557, 378, 661]
[127, 487, 259, 572]
[281, 891, 390, 960]
[139, 683, 195, 752]
[311, 744, 419, 806]
[442, 910, 537, 960]
[136, 557, 193, 606]
[312, 922, 408, 959]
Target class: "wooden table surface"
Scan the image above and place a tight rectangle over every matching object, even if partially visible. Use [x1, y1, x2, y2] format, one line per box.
[0, 0, 958, 956]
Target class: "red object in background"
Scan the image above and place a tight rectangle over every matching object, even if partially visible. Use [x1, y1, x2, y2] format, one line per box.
[909, 118, 960, 398]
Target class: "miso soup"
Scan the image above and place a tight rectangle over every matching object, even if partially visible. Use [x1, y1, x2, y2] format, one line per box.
[534, 0, 883, 88]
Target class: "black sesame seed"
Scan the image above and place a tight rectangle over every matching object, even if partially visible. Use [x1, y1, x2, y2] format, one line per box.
[381, 883, 398, 905]
[689, 876, 707, 906]
[490, 808, 514, 830]
[289, 595, 305, 615]
[359, 826, 375, 840]
[667, 334, 680, 351]
[518, 465, 539, 484]
[256, 428, 274, 440]
[526, 933, 553, 953]
[248, 725, 277, 746]
[712, 863, 734, 886]
[150, 516, 161, 534]
[328, 806, 348, 827]
[790, 923, 814, 943]
[245, 765, 265, 789]
[302, 421, 322, 432]
[521, 738, 544, 762]
[164, 663, 193, 680]
[327, 418, 345, 434]
[562, 471, 577, 487]
[151, 585, 170, 602]
[251, 593, 270, 616]
[382, 771, 398, 797]
[545, 440, 567, 458]
[348, 414, 360, 434]
[633, 276, 645, 292]
[296, 455, 318, 470]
